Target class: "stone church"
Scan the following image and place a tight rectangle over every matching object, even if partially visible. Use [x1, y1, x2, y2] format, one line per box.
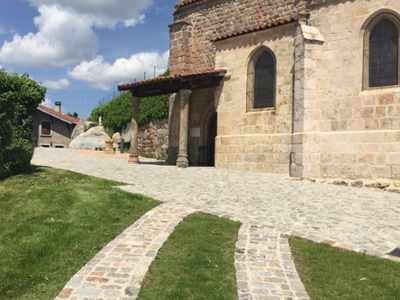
[119, 0, 400, 180]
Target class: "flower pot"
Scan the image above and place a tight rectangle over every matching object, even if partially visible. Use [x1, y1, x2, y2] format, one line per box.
[105, 139, 114, 154]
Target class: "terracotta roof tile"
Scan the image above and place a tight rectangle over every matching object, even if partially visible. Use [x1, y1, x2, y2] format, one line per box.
[38, 105, 80, 124]
[177, 0, 203, 7]
[213, 18, 298, 42]
[118, 68, 226, 91]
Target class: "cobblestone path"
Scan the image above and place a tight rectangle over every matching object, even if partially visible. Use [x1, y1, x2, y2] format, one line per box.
[32, 148, 400, 300]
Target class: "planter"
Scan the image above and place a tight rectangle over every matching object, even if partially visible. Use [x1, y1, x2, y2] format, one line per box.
[105, 139, 114, 154]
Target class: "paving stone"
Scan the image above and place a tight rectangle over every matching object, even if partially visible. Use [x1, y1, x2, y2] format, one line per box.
[32, 149, 400, 300]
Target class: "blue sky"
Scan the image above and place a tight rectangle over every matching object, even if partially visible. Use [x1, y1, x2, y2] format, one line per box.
[0, 0, 178, 117]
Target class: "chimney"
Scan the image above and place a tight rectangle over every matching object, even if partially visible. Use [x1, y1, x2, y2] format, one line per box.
[55, 101, 61, 113]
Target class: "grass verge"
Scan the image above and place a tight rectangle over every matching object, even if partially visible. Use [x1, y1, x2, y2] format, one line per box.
[0, 166, 160, 300]
[138, 213, 241, 300]
[289, 236, 400, 300]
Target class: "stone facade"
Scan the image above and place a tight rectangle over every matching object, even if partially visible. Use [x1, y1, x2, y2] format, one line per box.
[34, 110, 77, 148]
[166, 0, 400, 180]
[290, 0, 400, 180]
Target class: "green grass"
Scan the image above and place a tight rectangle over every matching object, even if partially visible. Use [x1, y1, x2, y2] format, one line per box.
[0, 166, 160, 300]
[289, 236, 400, 300]
[138, 213, 241, 300]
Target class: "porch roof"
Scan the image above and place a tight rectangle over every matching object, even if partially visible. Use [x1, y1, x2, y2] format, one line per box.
[118, 69, 226, 98]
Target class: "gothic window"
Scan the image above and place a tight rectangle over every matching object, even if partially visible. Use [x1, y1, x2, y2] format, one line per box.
[364, 14, 400, 89]
[247, 48, 276, 110]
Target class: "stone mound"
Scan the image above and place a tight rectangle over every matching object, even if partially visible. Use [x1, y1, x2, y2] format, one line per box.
[69, 126, 109, 150]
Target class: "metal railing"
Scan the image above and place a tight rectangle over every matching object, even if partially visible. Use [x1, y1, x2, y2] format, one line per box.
[97, 57, 170, 106]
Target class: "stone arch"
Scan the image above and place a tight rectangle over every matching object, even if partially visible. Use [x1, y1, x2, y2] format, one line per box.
[198, 100, 217, 166]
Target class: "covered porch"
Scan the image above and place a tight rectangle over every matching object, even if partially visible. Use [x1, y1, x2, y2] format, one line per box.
[118, 69, 226, 167]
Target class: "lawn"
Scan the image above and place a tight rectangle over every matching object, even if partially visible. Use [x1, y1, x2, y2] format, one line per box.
[290, 236, 400, 300]
[138, 213, 241, 300]
[0, 166, 160, 300]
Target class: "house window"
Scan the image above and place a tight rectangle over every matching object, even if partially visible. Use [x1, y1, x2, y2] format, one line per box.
[364, 13, 400, 89]
[247, 48, 276, 110]
[41, 121, 51, 135]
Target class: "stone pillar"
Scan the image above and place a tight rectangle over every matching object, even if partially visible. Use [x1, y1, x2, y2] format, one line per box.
[129, 96, 141, 164]
[176, 89, 192, 168]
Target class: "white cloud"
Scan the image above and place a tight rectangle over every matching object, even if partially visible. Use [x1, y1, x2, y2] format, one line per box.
[41, 98, 52, 108]
[26, 0, 153, 28]
[42, 78, 71, 90]
[0, 5, 98, 67]
[0, 0, 153, 67]
[0, 26, 6, 35]
[124, 15, 145, 27]
[68, 50, 169, 91]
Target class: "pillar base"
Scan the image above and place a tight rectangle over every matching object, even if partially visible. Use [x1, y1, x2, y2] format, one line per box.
[128, 155, 139, 164]
[176, 155, 189, 168]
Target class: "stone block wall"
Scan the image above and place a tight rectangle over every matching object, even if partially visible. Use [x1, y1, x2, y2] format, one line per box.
[33, 110, 75, 148]
[292, 0, 400, 180]
[138, 119, 169, 158]
[214, 24, 297, 175]
[171, 0, 307, 74]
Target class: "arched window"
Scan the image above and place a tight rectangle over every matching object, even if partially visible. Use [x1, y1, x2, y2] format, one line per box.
[364, 14, 400, 89]
[247, 48, 276, 110]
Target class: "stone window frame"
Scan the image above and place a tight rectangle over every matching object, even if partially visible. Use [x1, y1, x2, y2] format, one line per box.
[41, 121, 52, 136]
[363, 12, 400, 90]
[246, 46, 277, 112]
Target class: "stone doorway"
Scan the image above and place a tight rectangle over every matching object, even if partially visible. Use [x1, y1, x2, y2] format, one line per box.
[198, 112, 217, 166]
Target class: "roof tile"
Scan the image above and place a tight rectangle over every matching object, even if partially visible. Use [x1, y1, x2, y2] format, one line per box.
[38, 105, 80, 124]
[118, 68, 226, 91]
[213, 18, 298, 42]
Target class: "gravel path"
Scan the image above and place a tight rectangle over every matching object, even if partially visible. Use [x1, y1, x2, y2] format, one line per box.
[32, 148, 400, 300]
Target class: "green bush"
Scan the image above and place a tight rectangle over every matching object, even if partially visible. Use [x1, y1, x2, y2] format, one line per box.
[0, 70, 46, 180]
[90, 70, 170, 130]
[1, 139, 34, 178]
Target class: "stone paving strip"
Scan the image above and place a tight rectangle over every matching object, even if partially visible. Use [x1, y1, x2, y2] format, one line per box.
[235, 224, 309, 300]
[55, 203, 196, 300]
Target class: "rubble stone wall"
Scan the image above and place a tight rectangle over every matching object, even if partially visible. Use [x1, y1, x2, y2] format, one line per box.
[138, 119, 169, 158]
[170, 0, 307, 74]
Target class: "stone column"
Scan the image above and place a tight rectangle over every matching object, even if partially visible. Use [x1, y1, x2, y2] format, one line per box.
[176, 89, 192, 168]
[129, 96, 141, 164]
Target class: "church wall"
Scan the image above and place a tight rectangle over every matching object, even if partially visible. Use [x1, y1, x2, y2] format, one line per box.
[170, 0, 307, 74]
[292, 0, 400, 179]
[214, 24, 297, 174]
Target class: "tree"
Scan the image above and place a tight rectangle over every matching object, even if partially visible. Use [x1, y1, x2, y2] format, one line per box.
[0, 70, 46, 179]
[67, 112, 79, 118]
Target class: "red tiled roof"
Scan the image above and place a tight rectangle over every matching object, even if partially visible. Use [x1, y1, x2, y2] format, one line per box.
[38, 105, 80, 124]
[177, 0, 203, 7]
[118, 69, 226, 91]
[213, 18, 298, 42]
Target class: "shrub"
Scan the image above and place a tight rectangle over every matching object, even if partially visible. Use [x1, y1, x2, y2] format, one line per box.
[1, 139, 34, 178]
[0, 70, 46, 179]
